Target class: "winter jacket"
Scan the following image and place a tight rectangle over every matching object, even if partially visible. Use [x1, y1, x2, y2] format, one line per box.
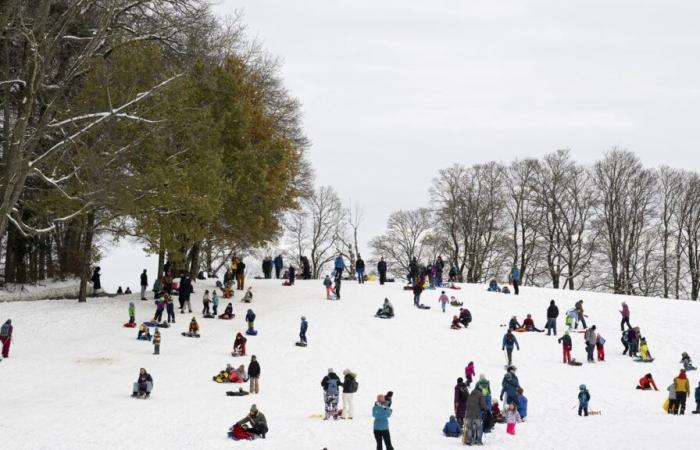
[236, 412, 268, 433]
[343, 373, 358, 393]
[578, 390, 590, 406]
[378, 260, 387, 273]
[459, 309, 472, 323]
[502, 333, 519, 350]
[523, 318, 535, 329]
[517, 395, 528, 418]
[0, 320, 12, 337]
[274, 255, 284, 269]
[501, 372, 520, 400]
[558, 334, 573, 348]
[454, 382, 469, 418]
[245, 310, 256, 323]
[137, 372, 153, 385]
[334, 256, 346, 270]
[674, 374, 690, 393]
[465, 388, 485, 419]
[372, 403, 392, 430]
[356, 259, 365, 270]
[153, 331, 161, 345]
[140, 272, 148, 287]
[508, 318, 521, 330]
[621, 303, 630, 318]
[584, 328, 597, 346]
[547, 303, 559, 319]
[475, 379, 491, 397]
[323, 277, 332, 287]
[443, 416, 462, 435]
[212, 293, 219, 307]
[439, 294, 449, 304]
[639, 376, 658, 390]
[128, 304, 135, 317]
[668, 384, 677, 400]
[465, 363, 475, 380]
[248, 360, 261, 378]
[505, 409, 521, 424]
[322, 372, 341, 394]
[510, 267, 520, 282]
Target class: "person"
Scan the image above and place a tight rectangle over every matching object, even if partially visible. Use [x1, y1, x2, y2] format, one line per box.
[500, 366, 520, 406]
[262, 257, 273, 279]
[0, 319, 13, 358]
[454, 377, 469, 426]
[125, 287, 132, 294]
[509, 265, 520, 295]
[323, 275, 333, 298]
[232, 332, 247, 357]
[91, 266, 101, 295]
[236, 259, 246, 290]
[435, 255, 445, 287]
[184, 317, 199, 337]
[373, 394, 394, 450]
[288, 265, 296, 285]
[448, 264, 457, 283]
[673, 369, 690, 415]
[584, 325, 597, 363]
[504, 402, 521, 435]
[299, 316, 308, 345]
[628, 327, 640, 357]
[412, 280, 423, 308]
[165, 294, 175, 323]
[356, 255, 365, 283]
[694, 382, 700, 414]
[211, 290, 219, 316]
[137, 323, 151, 341]
[179, 273, 193, 313]
[341, 369, 358, 419]
[458, 308, 472, 327]
[502, 330, 520, 366]
[333, 272, 342, 300]
[508, 316, 521, 331]
[408, 257, 418, 285]
[438, 291, 449, 313]
[202, 290, 211, 316]
[596, 334, 606, 361]
[241, 287, 253, 304]
[334, 254, 346, 278]
[516, 388, 527, 421]
[558, 331, 573, 364]
[235, 404, 268, 438]
[668, 382, 678, 415]
[274, 254, 284, 279]
[465, 362, 475, 386]
[219, 303, 234, 320]
[117, 286, 124, 295]
[245, 309, 256, 332]
[578, 384, 590, 416]
[621, 328, 630, 356]
[546, 300, 559, 336]
[639, 337, 652, 361]
[487, 279, 500, 292]
[637, 373, 659, 390]
[565, 308, 577, 330]
[451, 315, 461, 330]
[464, 385, 485, 445]
[153, 298, 165, 322]
[574, 300, 587, 329]
[443, 415, 461, 437]
[248, 355, 260, 394]
[140, 269, 148, 300]
[475, 374, 492, 410]
[128, 302, 135, 326]
[131, 368, 153, 398]
[153, 329, 161, 355]
[375, 299, 394, 318]
[620, 301, 631, 331]
[152, 277, 162, 300]
[321, 368, 341, 419]
[301, 255, 312, 280]
[522, 314, 543, 332]
[681, 352, 697, 371]
[378, 257, 387, 285]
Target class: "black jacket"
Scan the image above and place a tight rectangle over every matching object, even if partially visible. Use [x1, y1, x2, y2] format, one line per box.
[377, 260, 387, 273]
[356, 259, 365, 270]
[558, 334, 573, 348]
[140, 272, 148, 287]
[248, 360, 261, 378]
[321, 372, 341, 390]
[343, 373, 358, 393]
[547, 304, 559, 319]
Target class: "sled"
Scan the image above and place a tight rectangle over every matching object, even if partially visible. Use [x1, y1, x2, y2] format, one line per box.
[143, 321, 169, 328]
[634, 358, 655, 363]
[588, 410, 602, 415]
[181, 332, 200, 338]
[203, 314, 215, 319]
[375, 315, 393, 319]
[226, 390, 250, 396]
[245, 329, 258, 336]
[123, 322, 136, 328]
[295, 341, 307, 347]
[218, 315, 235, 320]
[417, 304, 431, 309]
[403, 285, 413, 291]
[568, 360, 583, 366]
[450, 301, 463, 307]
[282, 281, 291, 286]
[449, 285, 462, 290]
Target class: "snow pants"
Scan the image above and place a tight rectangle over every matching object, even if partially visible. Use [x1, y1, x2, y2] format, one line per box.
[620, 316, 631, 331]
[562, 346, 571, 363]
[373, 429, 394, 450]
[249, 377, 259, 394]
[325, 286, 333, 298]
[596, 344, 605, 361]
[324, 393, 339, 419]
[0, 336, 11, 357]
[342, 392, 354, 418]
[506, 422, 516, 434]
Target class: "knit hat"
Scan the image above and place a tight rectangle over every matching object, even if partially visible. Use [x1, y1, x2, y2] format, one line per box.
[328, 368, 334, 374]
[343, 369, 350, 375]
[250, 404, 258, 413]
[479, 374, 486, 381]
[301, 316, 306, 321]
[579, 384, 586, 390]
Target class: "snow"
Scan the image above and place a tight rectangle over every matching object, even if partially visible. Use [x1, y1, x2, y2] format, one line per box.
[1, 278, 699, 449]
[0, 278, 80, 303]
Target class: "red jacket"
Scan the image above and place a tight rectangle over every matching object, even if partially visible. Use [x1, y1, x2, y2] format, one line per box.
[638, 376, 657, 390]
[523, 318, 535, 328]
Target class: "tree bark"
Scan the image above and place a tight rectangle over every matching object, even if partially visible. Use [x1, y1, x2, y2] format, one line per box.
[78, 211, 96, 302]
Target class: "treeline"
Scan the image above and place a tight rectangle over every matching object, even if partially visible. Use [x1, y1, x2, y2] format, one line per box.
[0, 1, 311, 300]
[370, 149, 700, 300]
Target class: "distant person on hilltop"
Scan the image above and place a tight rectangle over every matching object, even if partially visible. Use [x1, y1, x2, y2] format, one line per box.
[545, 300, 559, 336]
[509, 265, 520, 295]
[0, 319, 13, 358]
[620, 301, 631, 331]
[274, 254, 283, 279]
[334, 254, 346, 278]
[377, 257, 387, 285]
[262, 257, 273, 279]
[140, 269, 148, 300]
[355, 254, 365, 284]
[91, 266, 101, 296]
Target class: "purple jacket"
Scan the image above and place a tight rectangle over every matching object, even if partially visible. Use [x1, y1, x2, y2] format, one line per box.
[620, 304, 630, 318]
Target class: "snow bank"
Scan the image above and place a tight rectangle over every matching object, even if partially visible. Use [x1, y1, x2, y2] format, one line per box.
[0, 279, 80, 303]
[1, 279, 699, 449]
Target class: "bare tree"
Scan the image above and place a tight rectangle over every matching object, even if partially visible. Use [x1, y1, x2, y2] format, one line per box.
[657, 166, 683, 298]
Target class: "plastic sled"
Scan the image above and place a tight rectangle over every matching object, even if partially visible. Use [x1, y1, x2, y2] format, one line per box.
[417, 304, 431, 309]
[226, 390, 250, 396]
[203, 314, 215, 319]
[634, 358, 655, 363]
[449, 285, 462, 290]
[568, 361, 583, 366]
[295, 342, 307, 347]
[123, 322, 136, 328]
[282, 281, 291, 286]
[181, 332, 200, 338]
[245, 329, 258, 336]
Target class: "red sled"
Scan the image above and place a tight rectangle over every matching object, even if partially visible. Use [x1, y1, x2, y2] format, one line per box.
[228, 424, 255, 441]
[123, 322, 136, 328]
[282, 281, 291, 286]
[449, 285, 462, 290]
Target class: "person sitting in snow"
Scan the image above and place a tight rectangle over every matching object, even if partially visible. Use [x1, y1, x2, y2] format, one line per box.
[131, 368, 153, 398]
[508, 316, 522, 331]
[117, 286, 124, 295]
[681, 352, 697, 371]
[219, 303, 234, 320]
[375, 298, 394, 318]
[487, 279, 500, 292]
[522, 314, 543, 332]
[443, 415, 462, 437]
[516, 387, 528, 420]
[232, 332, 247, 357]
[233, 404, 268, 439]
[323, 275, 333, 299]
[125, 287, 132, 294]
[183, 317, 199, 337]
[449, 296, 463, 307]
[242, 287, 253, 303]
[636, 373, 659, 390]
[137, 324, 152, 341]
[459, 308, 472, 327]
[451, 315, 461, 330]
[491, 401, 505, 423]
[213, 364, 235, 383]
[501, 285, 511, 294]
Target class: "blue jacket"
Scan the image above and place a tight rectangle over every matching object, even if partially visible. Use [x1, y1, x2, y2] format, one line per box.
[517, 395, 528, 418]
[300, 320, 308, 334]
[245, 310, 255, 323]
[443, 416, 461, 436]
[578, 390, 590, 407]
[501, 373, 520, 400]
[274, 255, 283, 269]
[372, 403, 392, 430]
[502, 333, 520, 350]
[510, 268, 520, 282]
[695, 386, 700, 403]
[335, 256, 345, 270]
[323, 277, 332, 287]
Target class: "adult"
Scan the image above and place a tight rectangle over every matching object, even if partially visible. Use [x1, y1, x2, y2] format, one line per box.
[377, 257, 387, 285]
[288, 265, 296, 286]
[412, 281, 423, 308]
[435, 256, 445, 287]
[509, 265, 520, 295]
[522, 314, 543, 332]
[334, 272, 342, 300]
[235, 404, 268, 438]
[448, 264, 458, 283]
[464, 385, 485, 446]
[458, 308, 472, 328]
[334, 254, 346, 278]
[372, 394, 394, 450]
[341, 369, 358, 419]
[454, 377, 469, 426]
[91, 266, 101, 295]
[500, 366, 520, 406]
[273, 254, 284, 279]
[620, 302, 631, 331]
[574, 300, 587, 329]
[248, 355, 261, 394]
[321, 368, 341, 419]
[545, 300, 559, 336]
[301, 256, 311, 280]
[502, 330, 520, 366]
[262, 257, 273, 279]
[673, 369, 690, 415]
[584, 326, 597, 363]
[140, 269, 148, 301]
[236, 259, 246, 290]
[637, 373, 659, 391]
[356, 255, 365, 284]
[0, 319, 13, 358]
[408, 257, 418, 285]
[299, 316, 308, 345]
[131, 368, 153, 398]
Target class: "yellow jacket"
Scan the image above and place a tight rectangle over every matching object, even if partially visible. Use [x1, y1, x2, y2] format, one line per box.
[673, 376, 690, 393]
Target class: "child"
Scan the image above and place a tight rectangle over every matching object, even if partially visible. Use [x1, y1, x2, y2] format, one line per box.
[165, 294, 175, 323]
[323, 275, 333, 299]
[465, 362, 475, 386]
[443, 415, 461, 437]
[128, 302, 135, 325]
[245, 309, 256, 331]
[125, 287, 132, 294]
[578, 384, 590, 416]
[565, 308, 577, 330]
[450, 316, 461, 330]
[596, 334, 606, 361]
[186, 317, 200, 337]
[232, 332, 247, 356]
[153, 329, 161, 355]
[438, 291, 449, 312]
[681, 352, 697, 371]
[636, 373, 658, 390]
[516, 387, 528, 420]
[242, 287, 253, 303]
[504, 403, 521, 435]
[202, 290, 211, 315]
[137, 324, 152, 341]
[212, 291, 220, 316]
[639, 337, 651, 361]
[558, 331, 573, 364]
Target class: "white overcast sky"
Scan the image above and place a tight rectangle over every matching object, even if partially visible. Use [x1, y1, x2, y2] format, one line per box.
[212, 0, 700, 255]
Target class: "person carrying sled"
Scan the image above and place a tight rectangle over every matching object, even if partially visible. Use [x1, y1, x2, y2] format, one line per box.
[232, 332, 247, 357]
[376, 299, 394, 318]
[558, 331, 573, 364]
[522, 314, 543, 332]
[438, 291, 449, 312]
[636, 373, 658, 391]
[132, 368, 153, 398]
[502, 330, 520, 366]
[321, 368, 341, 420]
[681, 352, 697, 371]
[459, 308, 472, 327]
[577, 384, 590, 416]
[234, 404, 268, 438]
[639, 337, 652, 361]
[508, 316, 521, 331]
[545, 300, 559, 335]
[323, 275, 333, 299]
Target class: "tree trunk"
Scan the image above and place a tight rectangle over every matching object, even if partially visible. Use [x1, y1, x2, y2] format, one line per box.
[46, 236, 55, 279]
[188, 241, 201, 279]
[157, 231, 165, 280]
[78, 211, 96, 302]
[38, 236, 47, 280]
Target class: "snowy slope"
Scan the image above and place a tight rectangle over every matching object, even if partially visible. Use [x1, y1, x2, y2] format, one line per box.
[1, 279, 699, 450]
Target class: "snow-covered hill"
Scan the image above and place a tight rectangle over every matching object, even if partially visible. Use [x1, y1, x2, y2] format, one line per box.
[1, 278, 699, 449]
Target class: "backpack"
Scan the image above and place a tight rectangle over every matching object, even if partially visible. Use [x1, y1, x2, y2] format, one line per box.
[506, 334, 515, 345]
[327, 378, 339, 395]
[349, 377, 359, 393]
